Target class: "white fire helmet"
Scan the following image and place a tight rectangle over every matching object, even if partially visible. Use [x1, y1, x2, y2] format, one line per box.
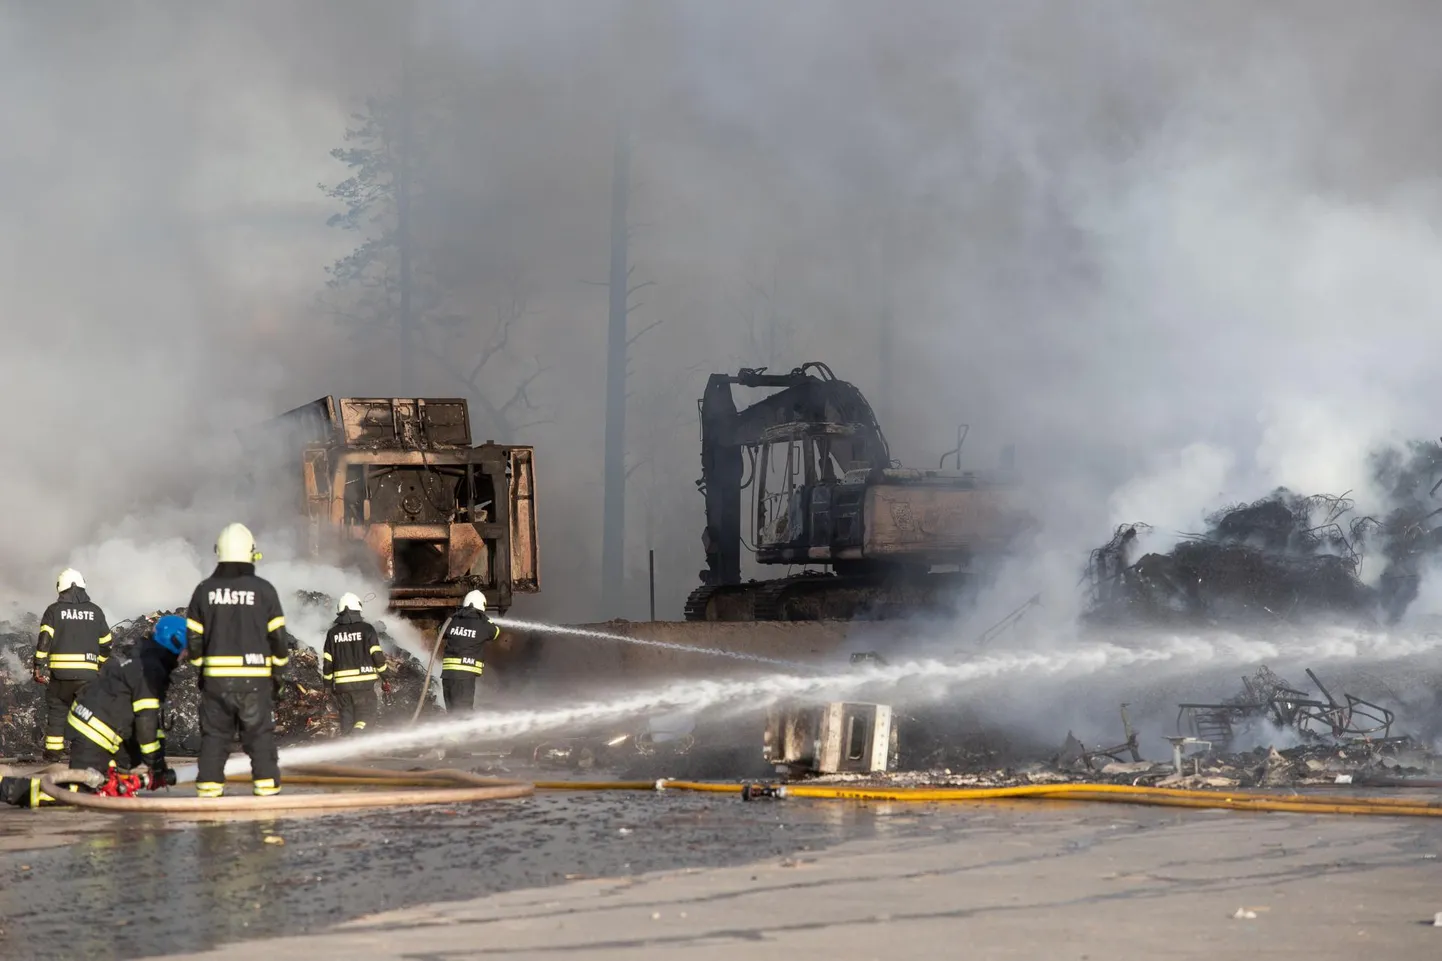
[462, 590, 487, 612]
[216, 523, 261, 564]
[56, 568, 85, 592]
[336, 592, 363, 615]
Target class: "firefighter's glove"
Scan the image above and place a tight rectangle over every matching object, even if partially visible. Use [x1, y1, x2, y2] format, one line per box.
[146, 762, 176, 790]
[272, 675, 285, 701]
[32, 669, 48, 685]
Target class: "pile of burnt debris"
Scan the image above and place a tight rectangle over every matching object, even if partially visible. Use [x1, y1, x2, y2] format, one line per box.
[812, 665, 1436, 790]
[1086, 439, 1442, 626]
[810, 735, 1435, 790]
[0, 592, 438, 759]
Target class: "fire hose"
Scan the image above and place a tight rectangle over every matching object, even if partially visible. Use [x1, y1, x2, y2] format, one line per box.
[524, 779, 1442, 818]
[409, 616, 451, 727]
[31, 766, 1442, 818]
[38, 764, 531, 812]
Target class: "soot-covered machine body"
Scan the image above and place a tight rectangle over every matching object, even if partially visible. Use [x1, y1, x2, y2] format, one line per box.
[238, 397, 540, 630]
[686, 362, 1037, 623]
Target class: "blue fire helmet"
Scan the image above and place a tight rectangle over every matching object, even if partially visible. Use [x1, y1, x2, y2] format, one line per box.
[151, 615, 188, 656]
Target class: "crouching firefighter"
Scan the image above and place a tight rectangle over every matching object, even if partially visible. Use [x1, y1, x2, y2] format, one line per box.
[33, 568, 113, 761]
[187, 523, 291, 799]
[323, 592, 390, 736]
[2, 615, 185, 808]
[440, 590, 499, 715]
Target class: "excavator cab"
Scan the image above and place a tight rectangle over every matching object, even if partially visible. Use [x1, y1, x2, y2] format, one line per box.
[754, 423, 865, 554]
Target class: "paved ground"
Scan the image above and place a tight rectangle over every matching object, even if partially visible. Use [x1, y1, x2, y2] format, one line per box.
[5, 781, 1442, 960]
[0, 775, 893, 960]
[167, 802, 1442, 960]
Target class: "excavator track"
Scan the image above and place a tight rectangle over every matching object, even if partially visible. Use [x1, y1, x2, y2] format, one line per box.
[749, 579, 796, 621]
[683, 585, 723, 622]
[684, 572, 975, 622]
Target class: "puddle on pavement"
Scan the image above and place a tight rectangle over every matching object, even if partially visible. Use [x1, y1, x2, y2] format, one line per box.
[0, 788, 932, 960]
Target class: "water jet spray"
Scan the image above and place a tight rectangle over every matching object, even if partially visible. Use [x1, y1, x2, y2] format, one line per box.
[164, 625, 1442, 783]
[491, 615, 820, 672]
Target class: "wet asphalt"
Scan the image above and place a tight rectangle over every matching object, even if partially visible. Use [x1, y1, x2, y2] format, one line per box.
[0, 774, 929, 961]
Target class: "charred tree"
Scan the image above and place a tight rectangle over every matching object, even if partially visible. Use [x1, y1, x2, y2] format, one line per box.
[734, 262, 793, 370]
[593, 120, 660, 615]
[395, 52, 415, 393]
[318, 72, 426, 393]
[601, 124, 631, 610]
[877, 237, 893, 427]
[320, 61, 549, 435]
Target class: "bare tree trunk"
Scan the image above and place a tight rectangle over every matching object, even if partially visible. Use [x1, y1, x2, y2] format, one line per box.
[877, 236, 893, 430]
[601, 122, 631, 613]
[766, 262, 780, 368]
[396, 50, 415, 394]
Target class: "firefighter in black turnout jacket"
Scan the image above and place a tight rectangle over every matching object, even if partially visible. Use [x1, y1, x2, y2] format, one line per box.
[186, 523, 290, 798]
[323, 592, 390, 735]
[32, 569, 112, 761]
[2, 616, 185, 808]
[440, 590, 499, 714]
[65, 614, 184, 780]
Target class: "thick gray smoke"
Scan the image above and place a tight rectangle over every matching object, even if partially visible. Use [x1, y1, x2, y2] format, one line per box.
[6, 2, 1442, 638]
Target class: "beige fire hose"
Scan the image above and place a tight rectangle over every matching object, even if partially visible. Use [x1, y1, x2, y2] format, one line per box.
[38, 763, 532, 812]
[409, 615, 451, 727]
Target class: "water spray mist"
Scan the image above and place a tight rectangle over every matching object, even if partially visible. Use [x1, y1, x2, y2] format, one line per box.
[492, 615, 819, 672]
[180, 624, 1442, 779]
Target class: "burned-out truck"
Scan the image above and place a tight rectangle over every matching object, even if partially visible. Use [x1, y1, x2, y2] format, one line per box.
[238, 397, 539, 626]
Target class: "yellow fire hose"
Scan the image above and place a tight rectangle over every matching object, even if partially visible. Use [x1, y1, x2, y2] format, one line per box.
[222, 767, 1442, 819]
[226, 770, 1442, 819]
[523, 779, 1442, 818]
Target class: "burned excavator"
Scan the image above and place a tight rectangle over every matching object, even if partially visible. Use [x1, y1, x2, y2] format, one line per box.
[684, 363, 1036, 622]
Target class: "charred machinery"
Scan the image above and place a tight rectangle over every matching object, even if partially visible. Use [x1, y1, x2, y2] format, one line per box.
[685, 362, 1035, 621]
[238, 397, 539, 625]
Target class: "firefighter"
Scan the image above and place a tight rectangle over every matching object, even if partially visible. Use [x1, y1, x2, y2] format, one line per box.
[65, 613, 185, 781]
[32, 569, 112, 762]
[2, 615, 185, 808]
[439, 590, 499, 714]
[186, 523, 290, 799]
[322, 592, 391, 736]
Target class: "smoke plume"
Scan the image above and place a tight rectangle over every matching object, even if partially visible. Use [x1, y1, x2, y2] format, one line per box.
[5, 1, 1442, 637]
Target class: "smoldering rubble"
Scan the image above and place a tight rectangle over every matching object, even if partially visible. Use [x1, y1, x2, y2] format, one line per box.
[1086, 439, 1442, 627]
[0, 592, 439, 759]
[805, 733, 1437, 791]
[788, 659, 1438, 792]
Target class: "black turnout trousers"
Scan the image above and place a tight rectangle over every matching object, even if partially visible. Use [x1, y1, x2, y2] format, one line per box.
[197, 685, 280, 787]
[333, 684, 378, 734]
[41, 679, 87, 756]
[66, 736, 115, 776]
[442, 673, 478, 714]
